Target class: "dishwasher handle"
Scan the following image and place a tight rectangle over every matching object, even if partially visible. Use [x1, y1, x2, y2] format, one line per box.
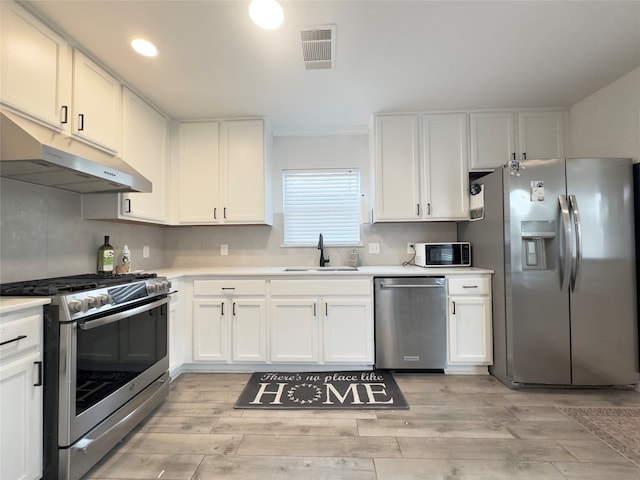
[379, 284, 444, 289]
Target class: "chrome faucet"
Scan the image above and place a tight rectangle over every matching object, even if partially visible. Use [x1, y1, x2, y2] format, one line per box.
[318, 233, 329, 267]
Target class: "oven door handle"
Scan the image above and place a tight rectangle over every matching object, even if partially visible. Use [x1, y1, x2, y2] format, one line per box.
[78, 297, 169, 330]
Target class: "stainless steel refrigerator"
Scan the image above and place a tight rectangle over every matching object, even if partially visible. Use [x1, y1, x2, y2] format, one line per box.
[459, 158, 639, 387]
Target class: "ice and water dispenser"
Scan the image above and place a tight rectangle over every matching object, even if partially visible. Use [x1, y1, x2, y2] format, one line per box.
[521, 220, 556, 271]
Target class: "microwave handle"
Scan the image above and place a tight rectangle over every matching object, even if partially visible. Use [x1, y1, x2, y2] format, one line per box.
[78, 297, 169, 330]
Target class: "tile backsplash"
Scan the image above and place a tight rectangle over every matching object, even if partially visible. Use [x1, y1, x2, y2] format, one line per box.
[0, 178, 166, 283]
[0, 177, 456, 283]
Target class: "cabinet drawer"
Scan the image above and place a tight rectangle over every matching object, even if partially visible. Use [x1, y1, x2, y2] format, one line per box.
[193, 280, 266, 296]
[448, 277, 491, 295]
[0, 312, 42, 360]
[271, 279, 371, 296]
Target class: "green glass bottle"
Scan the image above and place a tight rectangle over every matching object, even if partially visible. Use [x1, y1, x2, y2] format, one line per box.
[97, 235, 115, 274]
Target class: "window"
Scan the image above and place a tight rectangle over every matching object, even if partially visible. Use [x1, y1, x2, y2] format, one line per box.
[283, 169, 361, 246]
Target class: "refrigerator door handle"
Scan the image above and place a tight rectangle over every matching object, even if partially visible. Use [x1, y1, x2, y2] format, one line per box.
[558, 195, 572, 292]
[568, 194, 582, 292]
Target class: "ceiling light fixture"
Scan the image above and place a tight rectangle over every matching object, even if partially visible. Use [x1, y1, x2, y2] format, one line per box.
[249, 0, 284, 30]
[130, 38, 158, 57]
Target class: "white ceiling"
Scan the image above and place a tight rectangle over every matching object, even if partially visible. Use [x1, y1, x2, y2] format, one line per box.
[24, 0, 640, 133]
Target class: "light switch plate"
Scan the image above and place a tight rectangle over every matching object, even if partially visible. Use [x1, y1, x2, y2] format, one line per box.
[221, 244, 228, 256]
[143, 245, 150, 258]
[369, 243, 380, 254]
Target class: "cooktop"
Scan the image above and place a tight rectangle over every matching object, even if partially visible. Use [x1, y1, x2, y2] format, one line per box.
[0, 273, 158, 296]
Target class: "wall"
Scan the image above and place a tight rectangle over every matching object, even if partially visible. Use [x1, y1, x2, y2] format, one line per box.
[163, 134, 457, 268]
[569, 67, 640, 161]
[0, 133, 456, 283]
[0, 178, 166, 283]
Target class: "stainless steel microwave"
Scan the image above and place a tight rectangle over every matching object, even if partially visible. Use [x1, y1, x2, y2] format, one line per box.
[415, 242, 471, 267]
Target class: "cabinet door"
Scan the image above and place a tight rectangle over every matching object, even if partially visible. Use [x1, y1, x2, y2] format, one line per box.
[270, 299, 319, 362]
[220, 120, 269, 224]
[517, 111, 565, 159]
[469, 112, 516, 170]
[373, 115, 421, 221]
[448, 296, 492, 364]
[169, 281, 183, 375]
[121, 88, 168, 223]
[0, 352, 42, 480]
[232, 298, 267, 362]
[192, 299, 228, 362]
[422, 113, 469, 220]
[72, 50, 121, 152]
[0, 1, 71, 130]
[177, 122, 220, 224]
[323, 298, 373, 363]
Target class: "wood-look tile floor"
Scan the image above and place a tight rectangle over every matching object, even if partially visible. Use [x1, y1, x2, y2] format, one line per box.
[84, 373, 640, 480]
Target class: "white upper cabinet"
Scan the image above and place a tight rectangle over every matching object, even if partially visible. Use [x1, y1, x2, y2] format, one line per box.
[82, 88, 169, 223]
[517, 110, 565, 160]
[220, 119, 273, 224]
[72, 50, 121, 152]
[469, 112, 516, 171]
[177, 121, 221, 224]
[469, 109, 565, 171]
[119, 88, 168, 222]
[372, 115, 421, 221]
[0, 1, 122, 154]
[176, 119, 273, 225]
[421, 113, 469, 220]
[0, 1, 72, 130]
[372, 113, 469, 222]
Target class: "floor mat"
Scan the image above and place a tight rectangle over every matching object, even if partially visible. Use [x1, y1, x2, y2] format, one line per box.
[234, 370, 409, 409]
[559, 407, 640, 467]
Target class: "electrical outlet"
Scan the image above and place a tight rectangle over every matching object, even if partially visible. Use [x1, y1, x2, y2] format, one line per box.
[142, 246, 150, 258]
[369, 243, 380, 254]
[407, 243, 415, 254]
[221, 244, 228, 256]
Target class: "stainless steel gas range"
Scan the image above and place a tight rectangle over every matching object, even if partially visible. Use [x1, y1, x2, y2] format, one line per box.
[0, 273, 172, 480]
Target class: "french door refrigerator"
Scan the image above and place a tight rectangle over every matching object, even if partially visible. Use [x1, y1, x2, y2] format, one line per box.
[459, 158, 639, 387]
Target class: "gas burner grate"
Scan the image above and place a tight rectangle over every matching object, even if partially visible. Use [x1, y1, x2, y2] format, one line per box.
[0, 272, 157, 296]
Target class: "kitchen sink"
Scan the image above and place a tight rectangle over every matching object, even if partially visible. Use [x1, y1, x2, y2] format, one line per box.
[283, 266, 358, 272]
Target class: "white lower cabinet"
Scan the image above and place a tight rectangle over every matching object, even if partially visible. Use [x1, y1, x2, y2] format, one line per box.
[0, 306, 44, 480]
[270, 279, 373, 365]
[193, 298, 227, 361]
[183, 274, 490, 372]
[447, 276, 493, 365]
[322, 298, 373, 363]
[168, 279, 184, 376]
[192, 280, 267, 363]
[270, 298, 319, 363]
[231, 299, 267, 362]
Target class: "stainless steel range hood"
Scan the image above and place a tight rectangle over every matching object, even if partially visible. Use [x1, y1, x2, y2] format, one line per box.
[0, 111, 152, 193]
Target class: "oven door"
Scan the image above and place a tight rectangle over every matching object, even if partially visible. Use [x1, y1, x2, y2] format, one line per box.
[57, 296, 169, 447]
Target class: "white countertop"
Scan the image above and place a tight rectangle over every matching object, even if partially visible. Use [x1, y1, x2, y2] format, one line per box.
[152, 265, 493, 279]
[0, 297, 51, 315]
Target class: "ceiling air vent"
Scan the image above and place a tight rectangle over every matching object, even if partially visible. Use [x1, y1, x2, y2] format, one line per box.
[300, 25, 335, 70]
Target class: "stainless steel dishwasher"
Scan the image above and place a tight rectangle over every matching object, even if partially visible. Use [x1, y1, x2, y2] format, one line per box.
[374, 277, 447, 370]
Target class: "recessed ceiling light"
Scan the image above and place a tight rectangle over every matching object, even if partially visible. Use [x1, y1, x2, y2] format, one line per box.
[249, 0, 284, 30]
[131, 38, 157, 57]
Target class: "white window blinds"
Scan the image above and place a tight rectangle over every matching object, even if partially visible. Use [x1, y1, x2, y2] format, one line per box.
[283, 169, 361, 246]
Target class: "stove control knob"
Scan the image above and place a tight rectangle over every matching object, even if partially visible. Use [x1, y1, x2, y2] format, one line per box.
[68, 299, 83, 313]
[147, 283, 157, 294]
[96, 294, 111, 306]
[85, 296, 97, 310]
[160, 281, 169, 292]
